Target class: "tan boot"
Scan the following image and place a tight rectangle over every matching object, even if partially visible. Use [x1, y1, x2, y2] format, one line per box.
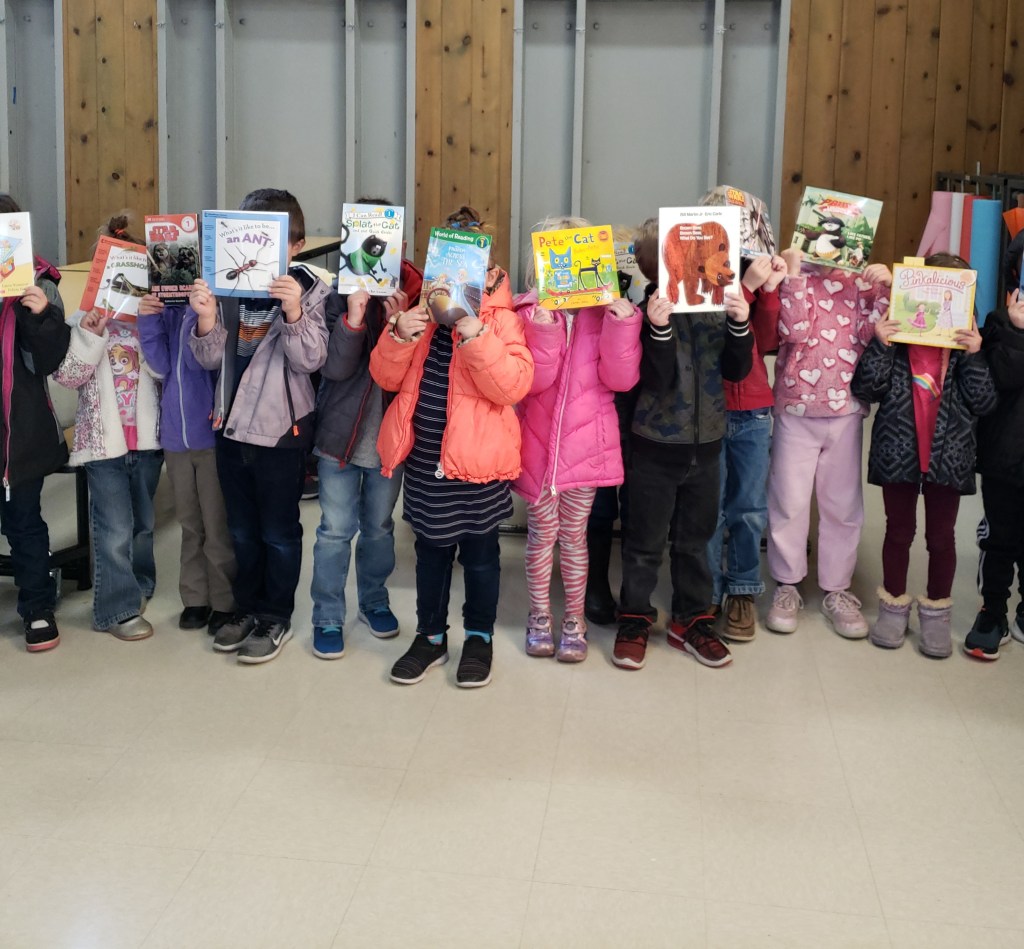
[722, 594, 756, 642]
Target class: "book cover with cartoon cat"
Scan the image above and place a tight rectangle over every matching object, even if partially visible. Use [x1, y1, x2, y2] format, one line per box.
[337, 203, 404, 296]
[80, 235, 150, 319]
[658, 206, 742, 313]
[614, 227, 649, 306]
[0, 212, 34, 298]
[419, 227, 491, 326]
[888, 261, 976, 349]
[532, 225, 619, 311]
[791, 187, 882, 272]
[145, 213, 200, 304]
[201, 210, 288, 298]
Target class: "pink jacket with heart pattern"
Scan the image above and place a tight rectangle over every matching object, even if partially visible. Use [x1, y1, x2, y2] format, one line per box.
[774, 268, 889, 418]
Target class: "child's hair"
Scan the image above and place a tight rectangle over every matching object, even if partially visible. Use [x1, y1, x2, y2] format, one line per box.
[1002, 230, 1024, 289]
[924, 252, 970, 270]
[522, 214, 591, 288]
[240, 188, 305, 245]
[356, 195, 392, 206]
[634, 217, 659, 284]
[0, 193, 22, 215]
[97, 212, 144, 247]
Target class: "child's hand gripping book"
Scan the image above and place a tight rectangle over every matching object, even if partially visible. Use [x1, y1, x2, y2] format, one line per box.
[145, 213, 201, 305]
[532, 225, 619, 311]
[201, 210, 288, 298]
[0, 212, 34, 298]
[81, 236, 149, 319]
[419, 227, 491, 327]
[337, 203, 405, 296]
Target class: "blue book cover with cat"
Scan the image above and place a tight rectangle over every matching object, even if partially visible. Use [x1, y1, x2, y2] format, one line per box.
[201, 210, 289, 298]
[419, 227, 492, 326]
[532, 225, 619, 310]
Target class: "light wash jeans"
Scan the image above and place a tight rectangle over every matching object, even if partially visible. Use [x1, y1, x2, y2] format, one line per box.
[86, 450, 163, 628]
[310, 458, 403, 629]
[707, 409, 772, 604]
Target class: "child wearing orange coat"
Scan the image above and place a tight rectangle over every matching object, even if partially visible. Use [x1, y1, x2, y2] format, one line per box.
[370, 207, 534, 688]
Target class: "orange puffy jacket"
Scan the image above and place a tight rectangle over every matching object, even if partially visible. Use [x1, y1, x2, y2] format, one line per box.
[370, 274, 534, 483]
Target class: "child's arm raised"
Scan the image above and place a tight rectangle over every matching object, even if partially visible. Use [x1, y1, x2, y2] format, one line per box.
[855, 264, 893, 344]
[322, 289, 381, 383]
[776, 249, 814, 343]
[520, 302, 566, 396]
[953, 326, 997, 416]
[15, 281, 70, 377]
[454, 306, 534, 406]
[52, 311, 109, 389]
[982, 290, 1024, 391]
[597, 297, 642, 392]
[638, 290, 678, 395]
[137, 294, 171, 378]
[275, 275, 329, 374]
[187, 278, 226, 370]
[369, 305, 429, 392]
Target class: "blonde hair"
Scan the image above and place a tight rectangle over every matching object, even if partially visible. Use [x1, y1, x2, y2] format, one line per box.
[523, 215, 592, 289]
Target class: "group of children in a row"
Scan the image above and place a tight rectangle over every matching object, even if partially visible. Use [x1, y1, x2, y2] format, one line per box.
[4, 187, 1023, 686]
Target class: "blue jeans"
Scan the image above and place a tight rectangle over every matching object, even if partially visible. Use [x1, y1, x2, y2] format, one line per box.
[310, 458, 403, 628]
[86, 451, 164, 628]
[707, 409, 772, 604]
[0, 476, 56, 618]
[216, 435, 304, 623]
[415, 530, 501, 637]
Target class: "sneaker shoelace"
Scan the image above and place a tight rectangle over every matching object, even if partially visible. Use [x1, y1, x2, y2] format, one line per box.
[826, 590, 862, 615]
[774, 587, 803, 611]
[685, 622, 729, 659]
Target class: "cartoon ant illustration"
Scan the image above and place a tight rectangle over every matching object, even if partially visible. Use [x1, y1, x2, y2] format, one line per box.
[214, 245, 277, 293]
[339, 224, 389, 279]
[575, 257, 605, 291]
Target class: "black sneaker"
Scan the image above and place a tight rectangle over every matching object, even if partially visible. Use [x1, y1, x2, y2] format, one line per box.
[207, 610, 235, 637]
[237, 617, 293, 664]
[390, 633, 448, 685]
[212, 612, 256, 652]
[963, 609, 1010, 661]
[1011, 603, 1024, 646]
[456, 635, 493, 688]
[179, 606, 212, 630]
[24, 610, 60, 653]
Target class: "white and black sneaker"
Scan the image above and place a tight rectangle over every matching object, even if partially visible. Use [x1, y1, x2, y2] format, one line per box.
[390, 634, 448, 684]
[456, 635, 493, 688]
[212, 612, 257, 652]
[237, 617, 292, 664]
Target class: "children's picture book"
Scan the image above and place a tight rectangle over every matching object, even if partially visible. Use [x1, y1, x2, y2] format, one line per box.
[337, 203, 404, 296]
[0, 212, 34, 298]
[888, 260, 976, 349]
[419, 226, 492, 326]
[531, 225, 620, 310]
[145, 213, 200, 304]
[658, 206, 742, 313]
[201, 210, 288, 298]
[791, 187, 883, 271]
[80, 236, 149, 319]
[614, 228, 649, 306]
[699, 185, 776, 257]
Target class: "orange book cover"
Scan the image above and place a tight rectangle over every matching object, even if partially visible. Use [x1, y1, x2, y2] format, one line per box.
[80, 236, 149, 318]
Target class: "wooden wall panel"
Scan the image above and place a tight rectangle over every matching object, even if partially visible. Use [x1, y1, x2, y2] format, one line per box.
[415, 0, 512, 267]
[783, 0, 1022, 267]
[63, 0, 157, 262]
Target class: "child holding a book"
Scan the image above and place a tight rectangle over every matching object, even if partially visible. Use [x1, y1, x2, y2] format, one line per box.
[137, 291, 236, 636]
[614, 217, 753, 671]
[0, 194, 71, 651]
[370, 206, 533, 687]
[514, 216, 642, 663]
[54, 214, 163, 641]
[852, 253, 995, 658]
[189, 189, 329, 664]
[964, 232, 1024, 659]
[309, 201, 423, 659]
[765, 250, 892, 638]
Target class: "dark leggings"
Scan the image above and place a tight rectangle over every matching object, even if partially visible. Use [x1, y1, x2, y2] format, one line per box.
[881, 482, 961, 599]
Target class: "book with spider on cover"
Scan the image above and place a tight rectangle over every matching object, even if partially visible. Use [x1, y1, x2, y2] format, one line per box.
[419, 227, 491, 326]
[145, 213, 200, 304]
[0, 212, 35, 298]
[80, 235, 150, 319]
[337, 203, 405, 296]
[531, 224, 620, 311]
[201, 210, 289, 298]
[888, 259, 977, 350]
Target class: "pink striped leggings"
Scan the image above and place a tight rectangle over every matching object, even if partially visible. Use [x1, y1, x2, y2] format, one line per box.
[525, 487, 598, 617]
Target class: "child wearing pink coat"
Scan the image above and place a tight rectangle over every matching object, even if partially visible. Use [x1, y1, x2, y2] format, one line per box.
[766, 250, 892, 638]
[515, 219, 642, 662]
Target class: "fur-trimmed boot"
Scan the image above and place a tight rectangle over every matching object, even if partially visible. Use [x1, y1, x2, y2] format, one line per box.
[869, 587, 912, 649]
[917, 596, 953, 659]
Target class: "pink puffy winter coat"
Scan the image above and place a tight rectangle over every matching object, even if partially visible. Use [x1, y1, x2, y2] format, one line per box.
[513, 291, 642, 504]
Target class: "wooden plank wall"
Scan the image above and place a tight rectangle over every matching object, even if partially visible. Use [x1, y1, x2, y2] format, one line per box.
[63, 0, 158, 262]
[414, 0, 513, 268]
[782, 0, 1024, 266]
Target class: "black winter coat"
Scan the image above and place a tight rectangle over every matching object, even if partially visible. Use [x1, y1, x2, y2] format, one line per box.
[976, 307, 1024, 487]
[851, 337, 996, 495]
[0, 262, 70, 490]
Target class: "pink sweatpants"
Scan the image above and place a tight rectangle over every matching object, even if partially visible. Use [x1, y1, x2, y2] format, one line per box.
[767, 411, 864, 592]
[525, 487, 597, 617]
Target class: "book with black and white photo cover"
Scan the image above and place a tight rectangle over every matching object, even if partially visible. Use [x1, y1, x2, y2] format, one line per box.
[145, 213, 201, 304]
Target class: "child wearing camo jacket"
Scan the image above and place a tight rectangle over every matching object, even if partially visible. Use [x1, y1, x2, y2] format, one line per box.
[765, 250, 892, 637]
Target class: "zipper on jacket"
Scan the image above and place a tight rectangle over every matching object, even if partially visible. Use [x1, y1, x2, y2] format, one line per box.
[547, 313, 576, 496]
[341, 380, 373, 465]
[283, 363, 299, 437]
[177, 317, 190, 449]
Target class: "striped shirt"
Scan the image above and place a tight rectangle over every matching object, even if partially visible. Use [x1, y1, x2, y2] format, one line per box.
[403, 328, 512, 542]
[233, 300, 280, 398]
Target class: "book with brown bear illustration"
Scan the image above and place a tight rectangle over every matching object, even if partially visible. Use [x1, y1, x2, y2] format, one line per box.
[658, 206, 742, 313]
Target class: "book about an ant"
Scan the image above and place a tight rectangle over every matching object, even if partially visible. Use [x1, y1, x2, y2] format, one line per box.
[658, 206, 741, 313]
[337, 203, 404, 296]
[531, 225, 620, 311]
[791, 187, 883, 272]
[80, 235, 150, 319]
[145, 213, 200, 304]
[419, 227, 491, 327]
[0, 212, 34, 298]
[201, 210, 288, 298]
[888, 259, 976, 350]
